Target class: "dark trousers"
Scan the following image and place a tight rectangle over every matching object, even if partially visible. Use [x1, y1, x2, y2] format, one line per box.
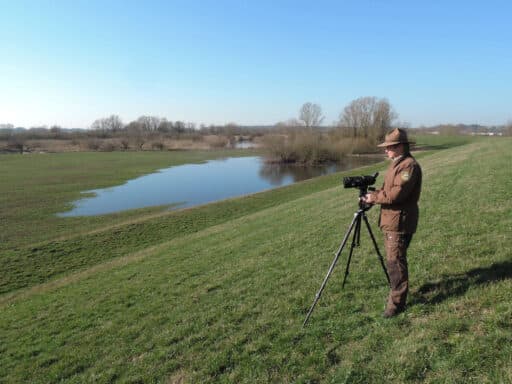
[383, 232, 413, 312]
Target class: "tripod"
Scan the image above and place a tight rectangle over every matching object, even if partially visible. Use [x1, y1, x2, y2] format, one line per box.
[302, 198, 390, 327]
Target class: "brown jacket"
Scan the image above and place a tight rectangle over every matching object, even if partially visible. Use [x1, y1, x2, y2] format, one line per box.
[373, 154, 422, 233]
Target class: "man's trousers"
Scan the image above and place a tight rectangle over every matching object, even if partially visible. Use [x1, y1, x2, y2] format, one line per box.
[383, 232, 413, 313]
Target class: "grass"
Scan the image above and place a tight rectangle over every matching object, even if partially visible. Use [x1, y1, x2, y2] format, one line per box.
[411, 134, 476, 150]
[1, 137, 511, 383]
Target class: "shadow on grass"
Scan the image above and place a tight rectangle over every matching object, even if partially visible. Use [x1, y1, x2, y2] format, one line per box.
[410, 260, 512, 306]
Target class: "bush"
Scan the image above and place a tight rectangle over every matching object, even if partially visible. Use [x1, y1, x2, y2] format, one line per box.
[130, 136, 146, 150]
[99, 140, 117, 152]
[6, 138, 26, 153]
[262, 131, 343, 165]
[151, 141, 165, 151]
[262, 130, 379, 165]
[85, 139, 101, 151]
[204, 135, 228, 148]
[119, 139, 130, 150]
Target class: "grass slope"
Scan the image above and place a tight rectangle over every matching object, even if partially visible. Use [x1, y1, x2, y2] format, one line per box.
[1, 138, 511, 383]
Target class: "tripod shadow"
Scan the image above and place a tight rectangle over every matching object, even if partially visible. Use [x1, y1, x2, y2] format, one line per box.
[409, 260, 512, 306]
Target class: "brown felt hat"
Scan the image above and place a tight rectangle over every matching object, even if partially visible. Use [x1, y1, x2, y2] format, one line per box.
[377, 128, 414, 147]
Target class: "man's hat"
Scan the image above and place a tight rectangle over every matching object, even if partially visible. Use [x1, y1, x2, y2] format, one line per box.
[377, 128, 414, 147]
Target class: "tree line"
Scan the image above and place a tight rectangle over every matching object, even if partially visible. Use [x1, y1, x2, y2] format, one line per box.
[0, 96, 395, 140]
[2, 96, 509, 158]
[0, 116, 269, 153]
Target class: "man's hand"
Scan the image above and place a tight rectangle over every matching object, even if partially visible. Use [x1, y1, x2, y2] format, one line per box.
[361, 193, 375, 205]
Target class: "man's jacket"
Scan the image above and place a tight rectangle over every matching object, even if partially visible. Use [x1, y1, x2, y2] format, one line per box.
[373, 154, 422, 233]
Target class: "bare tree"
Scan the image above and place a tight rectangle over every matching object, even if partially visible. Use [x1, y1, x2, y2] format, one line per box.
[299, 102, 324, 128]
[174, 121, 186, 133]
[131, 133, 147, 150]
[157, 119, 172, 133]
[125, 120, 148, 149]
[91, 115, 123, 133]
[108, 115, 124, 132]
[126, 120, 143, 134]
[339, 97, 397, 141]
[137, 116, 161, 132]
[49, 125, 62, 138]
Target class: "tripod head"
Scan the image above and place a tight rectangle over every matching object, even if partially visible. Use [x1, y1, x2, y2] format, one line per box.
[358, 186, 376, 211]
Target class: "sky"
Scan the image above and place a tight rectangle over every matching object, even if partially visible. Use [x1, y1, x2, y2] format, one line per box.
[1, 0, 511, 128]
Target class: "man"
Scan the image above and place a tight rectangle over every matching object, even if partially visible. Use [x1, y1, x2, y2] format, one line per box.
[362, 128, 422, 317]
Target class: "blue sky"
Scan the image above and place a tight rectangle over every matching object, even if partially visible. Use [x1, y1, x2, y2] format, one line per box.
[1, 0, 511, 128]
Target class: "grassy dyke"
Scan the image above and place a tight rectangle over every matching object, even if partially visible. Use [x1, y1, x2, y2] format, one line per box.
[1, 137, 511, 383]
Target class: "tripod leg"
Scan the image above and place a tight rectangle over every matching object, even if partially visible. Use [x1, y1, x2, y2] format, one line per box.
[355, 213, 361, 246]
[341, 213, 362, 289]
[302, 211, 360, 327]
[362, 213, 390, 285]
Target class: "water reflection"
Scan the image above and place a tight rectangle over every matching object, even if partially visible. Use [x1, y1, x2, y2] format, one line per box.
[259, 157, 380, 185]
[58, 155, 381, 217]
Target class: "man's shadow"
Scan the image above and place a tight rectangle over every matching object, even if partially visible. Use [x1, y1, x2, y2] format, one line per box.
[409, 260, 512, 306]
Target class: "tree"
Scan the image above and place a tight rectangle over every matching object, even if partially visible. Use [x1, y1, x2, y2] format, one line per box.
[174, 121, 186, 133]
[91, 115, 123, 133]
[299, 102, 324, 128]
[339, 97, 397, 141]
[126, 120, 143, 134]
[137, 116, 161, 132]
[49, 125, 62, 138]
[157, 119, 173, 133]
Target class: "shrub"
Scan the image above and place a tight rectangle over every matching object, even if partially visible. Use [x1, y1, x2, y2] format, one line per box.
[262, 131, 343, 165]
[85, 139, 101, 151]
[99, 140, 117, 152]
[119, 139, 130, 150]
[262, 130, 379, 165]
[204, 135, 228, 148]
[6, 138, 27, 153]
[151, 141, 165, 151]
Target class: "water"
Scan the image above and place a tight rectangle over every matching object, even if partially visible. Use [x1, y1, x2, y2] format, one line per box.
[233, 140, 258, 149]
[58, 155, 381, 217]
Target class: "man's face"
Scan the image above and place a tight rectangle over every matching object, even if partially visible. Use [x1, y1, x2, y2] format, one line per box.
[385, 143, 403, 159]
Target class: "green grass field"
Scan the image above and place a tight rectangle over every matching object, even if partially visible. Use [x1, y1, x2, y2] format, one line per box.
[1, 137, 511, 383]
